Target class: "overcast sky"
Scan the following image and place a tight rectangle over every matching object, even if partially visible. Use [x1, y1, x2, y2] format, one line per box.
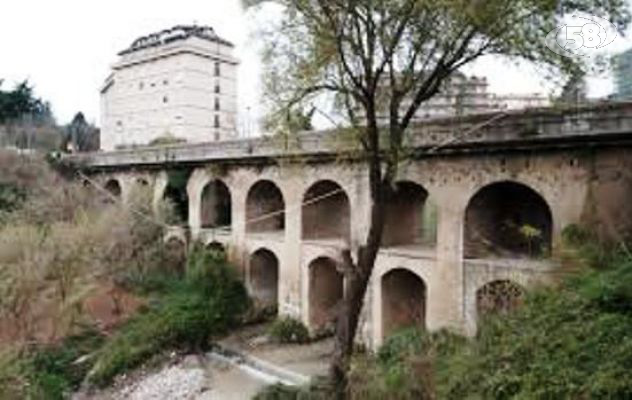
[1, 0, 631, 128]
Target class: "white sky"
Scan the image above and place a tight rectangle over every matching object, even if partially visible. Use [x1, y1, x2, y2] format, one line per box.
[0, 0, 630, 127]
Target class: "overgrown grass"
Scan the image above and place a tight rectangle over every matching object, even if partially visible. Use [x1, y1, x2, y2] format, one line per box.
[87, 246, 250, 387]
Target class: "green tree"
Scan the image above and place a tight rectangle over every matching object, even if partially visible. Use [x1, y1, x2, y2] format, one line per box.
[244, 0, 629, 392]
[0, 80, 52, 124]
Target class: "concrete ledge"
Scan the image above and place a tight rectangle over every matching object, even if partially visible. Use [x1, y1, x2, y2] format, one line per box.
[208, 343, 310, 386]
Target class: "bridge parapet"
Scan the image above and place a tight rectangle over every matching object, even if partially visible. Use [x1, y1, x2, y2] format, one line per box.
[64, 102, 632, 169]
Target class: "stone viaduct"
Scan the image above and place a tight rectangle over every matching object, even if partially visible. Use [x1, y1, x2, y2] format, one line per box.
[64, 103, 632, 349]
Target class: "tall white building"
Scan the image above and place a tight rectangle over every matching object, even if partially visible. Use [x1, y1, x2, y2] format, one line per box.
[100, 25, 239, 151]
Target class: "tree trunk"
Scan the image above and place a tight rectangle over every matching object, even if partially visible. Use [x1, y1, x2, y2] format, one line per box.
[331, 176, 388, 397]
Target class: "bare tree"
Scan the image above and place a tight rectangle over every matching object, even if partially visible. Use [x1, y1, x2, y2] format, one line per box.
[244, 0, 629, 392]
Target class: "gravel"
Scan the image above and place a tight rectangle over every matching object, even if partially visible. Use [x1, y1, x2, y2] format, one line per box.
[112, 364, 209, 400]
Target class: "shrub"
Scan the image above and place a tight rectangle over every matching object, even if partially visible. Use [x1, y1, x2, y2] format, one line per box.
[87, 247, 249, 387]
[23, 331, 104, 399]
[253, 379, 333, 400]
[0, 331, 104, 400]
[347, 234, 632, 400]
[268, 317, 310, 344]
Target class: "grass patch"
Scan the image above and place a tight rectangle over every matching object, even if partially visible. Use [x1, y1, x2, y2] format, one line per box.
[87, 246, 250, 387]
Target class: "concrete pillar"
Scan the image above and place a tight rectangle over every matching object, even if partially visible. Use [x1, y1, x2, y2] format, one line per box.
[280, 170, 303, 318]
[232, 177, 248, 276]
[153, 171, 168, 215]
[187, 169, 206, 241]
[428, 186, 466, 333]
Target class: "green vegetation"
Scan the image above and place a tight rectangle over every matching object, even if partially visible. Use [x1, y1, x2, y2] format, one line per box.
[0, 80, 51, 125]
[268, 317, 310, 344]
[0, 152, 250, 397]
[253, 379, 332, 400]
[0, 331, 104, 400]
[255, 226, 632, 399]
[87, 246, 250, 387]
[347, 231, 632, 399]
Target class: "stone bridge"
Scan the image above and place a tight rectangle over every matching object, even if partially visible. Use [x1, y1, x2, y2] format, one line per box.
[64, 103, 632, 349]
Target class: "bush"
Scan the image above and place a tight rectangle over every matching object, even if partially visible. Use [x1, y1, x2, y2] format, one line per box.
[87, 247, 250, 387]
[23, 331, 104, 399]
[268, 317, 310, 344]
[348, 234, 632, 399]
[0, 331, 104, 400]
[253, 379, 333, 400]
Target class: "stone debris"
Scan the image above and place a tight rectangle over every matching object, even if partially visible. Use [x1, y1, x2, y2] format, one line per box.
[110, 363, 209, 400]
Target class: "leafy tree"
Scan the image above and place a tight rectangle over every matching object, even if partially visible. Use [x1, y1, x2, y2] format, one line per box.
[244, 0, 629, 391]
[0, 80, 59, 151]
[264, 106, 316, 133]
[62, 112, 100, 152]
[0, 80, 52, 124]
[556, 69, 588, 106]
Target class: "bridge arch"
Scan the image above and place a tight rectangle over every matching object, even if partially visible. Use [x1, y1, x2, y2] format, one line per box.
[302, 180, 351, 242]
[308, 256, 343, 333]
[201, 179, 232, 229]
[383, 181, 437, 248]
[104, 178, 122, 201]
[246, 180, 285, 234]
[381, 268, 426, 339]
[476, 279, 524, 318]
[162, 170, 191, 224]
[249, 248, 279, 309]
[464, 181, 553, 259]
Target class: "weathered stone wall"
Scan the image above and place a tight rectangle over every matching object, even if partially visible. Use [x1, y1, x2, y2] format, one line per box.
[74, 104, 632, 350]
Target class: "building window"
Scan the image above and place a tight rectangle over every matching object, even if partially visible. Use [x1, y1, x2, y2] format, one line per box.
[163, 96, 169, 103]
[214, 98, 220, 111]
[139, 82, 144, 90]
[214, 132, 220, 141]
[215, 62, 221, 77]
[214, 115, 220, 128]
[214, 84, 221, 94]
[163, 79, 169, 86]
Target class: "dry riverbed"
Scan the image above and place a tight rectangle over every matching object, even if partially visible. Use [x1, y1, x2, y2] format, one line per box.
[74, 324, 332, 400]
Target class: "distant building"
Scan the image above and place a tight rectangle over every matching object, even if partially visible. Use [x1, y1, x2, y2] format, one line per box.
[613, 48, 632, 100]
[100, 25, 239, 151]
[369, 72, 548, 124]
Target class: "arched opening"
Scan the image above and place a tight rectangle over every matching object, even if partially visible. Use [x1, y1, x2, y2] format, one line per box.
[201, 180, 232, 229]
[105, 179, 121, 197]
[302, 180, 350, 242]
[465, 181, 553, 259]
[249, 249, 279, 309]
[246, 180, 285, 235]
[163, 169, 191, 224]
[476, 280, 524, 317]
[309, 257, 343, 333]
[383, 181, 437, 248]
[103, 179, 121, 204]
[381, 269, 426, 338]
